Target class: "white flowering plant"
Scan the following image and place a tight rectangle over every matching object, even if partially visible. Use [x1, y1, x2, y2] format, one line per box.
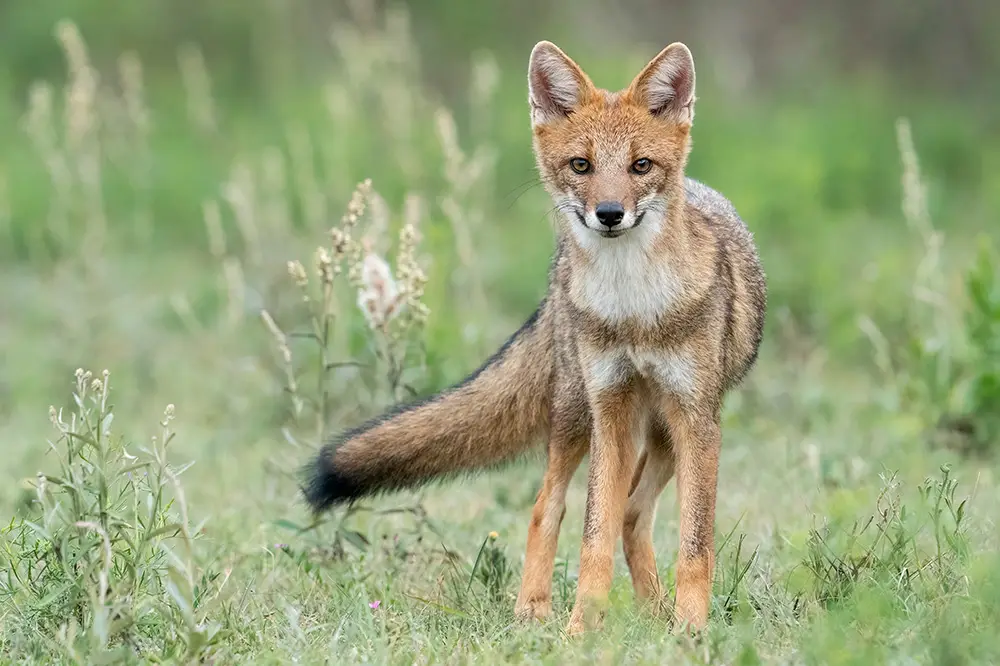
[260, 179, 430, 446]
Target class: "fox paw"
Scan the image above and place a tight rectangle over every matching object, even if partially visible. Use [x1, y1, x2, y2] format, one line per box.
[671, 600, 708, 635]
[514, 598, 552, 621]
[564, 599, 606, 637]
[564, 615, 586, 637]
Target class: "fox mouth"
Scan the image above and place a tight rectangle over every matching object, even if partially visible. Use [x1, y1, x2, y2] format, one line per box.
[580, 211, 646, 238]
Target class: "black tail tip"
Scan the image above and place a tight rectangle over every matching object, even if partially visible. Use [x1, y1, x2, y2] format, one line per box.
[300, 445, 364, 514]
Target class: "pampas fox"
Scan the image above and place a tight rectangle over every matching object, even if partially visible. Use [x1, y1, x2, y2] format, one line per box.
[303, 40, 766, 635]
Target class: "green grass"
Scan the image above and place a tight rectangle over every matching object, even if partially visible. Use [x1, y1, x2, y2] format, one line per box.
[2, 7, 1000, 664]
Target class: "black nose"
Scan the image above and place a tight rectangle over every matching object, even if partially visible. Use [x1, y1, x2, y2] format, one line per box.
[595, 201, 625, 227]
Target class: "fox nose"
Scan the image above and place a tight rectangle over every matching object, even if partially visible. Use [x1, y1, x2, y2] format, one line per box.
[595, 201, 625, 227]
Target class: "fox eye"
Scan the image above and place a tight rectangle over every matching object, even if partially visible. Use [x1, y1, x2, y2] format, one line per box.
[569, 158, 591, 174]
[631, 158, 652, 174]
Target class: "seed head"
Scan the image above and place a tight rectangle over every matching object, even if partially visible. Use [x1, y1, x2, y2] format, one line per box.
[356, 251, 400, 329]
[315, 246, 334, 285]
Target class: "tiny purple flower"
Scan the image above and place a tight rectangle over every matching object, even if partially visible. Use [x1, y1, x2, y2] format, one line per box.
[369, 600, 381, 610]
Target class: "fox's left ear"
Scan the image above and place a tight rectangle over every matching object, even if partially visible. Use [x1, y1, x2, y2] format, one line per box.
[628, 42, 696, 125]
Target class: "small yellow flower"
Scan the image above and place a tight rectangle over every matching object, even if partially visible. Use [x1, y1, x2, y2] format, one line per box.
[488, 531, 499, 540]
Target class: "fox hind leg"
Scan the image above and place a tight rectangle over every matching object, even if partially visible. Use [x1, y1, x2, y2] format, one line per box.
[514, 412, 588, 621]
[622, 420, 675, 612]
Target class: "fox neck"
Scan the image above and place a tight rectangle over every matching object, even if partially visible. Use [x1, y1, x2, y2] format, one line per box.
[563, 184, 700, 328]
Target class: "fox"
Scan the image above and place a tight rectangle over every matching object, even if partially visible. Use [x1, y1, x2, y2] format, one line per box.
[302, 40, 766, 636]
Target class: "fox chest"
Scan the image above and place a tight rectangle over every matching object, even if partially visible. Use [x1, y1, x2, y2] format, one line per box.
[588, 347, 698, 402]
[568, 239, 684, 326]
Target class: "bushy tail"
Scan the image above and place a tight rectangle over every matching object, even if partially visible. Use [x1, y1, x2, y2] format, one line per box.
[302, 302, 553, 513]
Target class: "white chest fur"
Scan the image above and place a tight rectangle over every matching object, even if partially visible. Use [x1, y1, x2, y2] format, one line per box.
[568, 216, 684, 326]
[588, 346, 698, 402]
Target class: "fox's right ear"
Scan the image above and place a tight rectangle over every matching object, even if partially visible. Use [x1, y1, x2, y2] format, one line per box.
[528, 41, 592, 127]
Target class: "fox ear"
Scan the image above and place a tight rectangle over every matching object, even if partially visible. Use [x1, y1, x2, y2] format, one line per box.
[628, 42, 696, 124]
[528, 41, 593, 126]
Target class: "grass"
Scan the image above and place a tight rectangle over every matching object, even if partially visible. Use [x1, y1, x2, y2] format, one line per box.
[2, 5, 1000, 664]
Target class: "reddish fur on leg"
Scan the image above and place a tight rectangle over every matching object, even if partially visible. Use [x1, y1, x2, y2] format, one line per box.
[515, 438, 586, 620]
[622, 430, 675, 610]
[566, 389, 639, 636]
[666, 402, 721, 633]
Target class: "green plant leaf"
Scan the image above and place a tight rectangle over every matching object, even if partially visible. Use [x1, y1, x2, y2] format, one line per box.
[339, 529, 370, 551]
[272, 519, 305, 533]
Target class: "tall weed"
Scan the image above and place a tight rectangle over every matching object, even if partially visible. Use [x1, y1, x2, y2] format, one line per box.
[860, 118, 1000, 455]
[0, 368, 232, 662]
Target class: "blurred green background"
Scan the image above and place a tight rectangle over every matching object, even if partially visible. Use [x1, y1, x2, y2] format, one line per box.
[2, 0, 997, 348]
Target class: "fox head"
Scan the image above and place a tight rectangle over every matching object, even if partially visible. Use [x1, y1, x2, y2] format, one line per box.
[527, 41, 696, 244]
